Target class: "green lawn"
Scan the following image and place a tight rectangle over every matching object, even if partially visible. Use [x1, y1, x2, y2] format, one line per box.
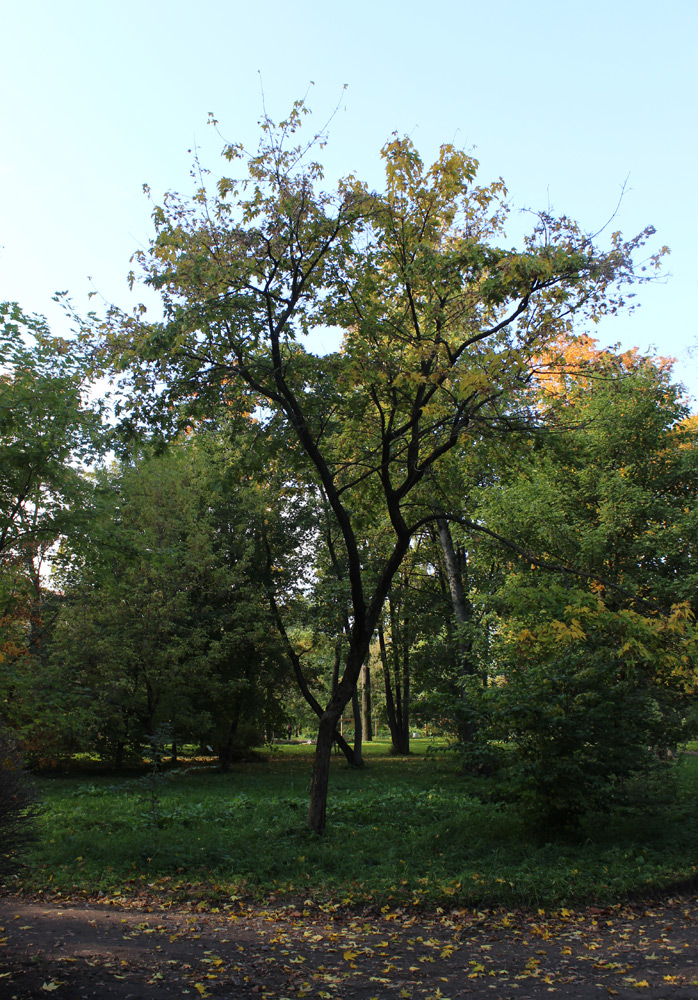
[15, 740, 698, 909]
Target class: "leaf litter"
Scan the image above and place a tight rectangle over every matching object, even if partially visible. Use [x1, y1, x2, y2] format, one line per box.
[2, 889, 698, 998]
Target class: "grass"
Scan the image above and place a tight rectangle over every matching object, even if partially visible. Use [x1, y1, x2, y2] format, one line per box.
[11, 739, 698, 910]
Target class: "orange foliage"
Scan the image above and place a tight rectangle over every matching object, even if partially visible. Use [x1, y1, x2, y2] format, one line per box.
[531, 334, 675, 400]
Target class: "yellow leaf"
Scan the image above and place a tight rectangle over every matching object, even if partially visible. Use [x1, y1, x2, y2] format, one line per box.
[343, 949, 358, 961]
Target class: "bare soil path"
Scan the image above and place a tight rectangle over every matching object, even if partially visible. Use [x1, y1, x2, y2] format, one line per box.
[3, 891, 698, 999]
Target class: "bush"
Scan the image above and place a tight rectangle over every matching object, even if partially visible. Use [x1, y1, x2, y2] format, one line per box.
[0, 725, 38, 879]
[460, 596, 695, 833]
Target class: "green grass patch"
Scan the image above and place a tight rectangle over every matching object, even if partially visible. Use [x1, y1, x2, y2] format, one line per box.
[12, 742, 698, 910]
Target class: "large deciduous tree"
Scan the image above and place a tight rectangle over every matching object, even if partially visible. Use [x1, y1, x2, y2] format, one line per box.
[100, 104, 660, 831]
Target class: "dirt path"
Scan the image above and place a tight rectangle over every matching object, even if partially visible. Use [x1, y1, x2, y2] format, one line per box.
[3, 891, 698, 999]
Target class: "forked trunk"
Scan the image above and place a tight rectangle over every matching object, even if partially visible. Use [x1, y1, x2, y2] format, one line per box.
[308, 647, 367, 833]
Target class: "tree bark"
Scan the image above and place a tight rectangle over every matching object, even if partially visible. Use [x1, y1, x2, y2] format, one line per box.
[331, 637, 341, 696]
[351, 683, 363, 766]
[436, 518, 472, 640]
[361, 661, 372, 742]
[308, 712, 336, 833]
[436, 517, 476, 741]
[378, 618, 410, 755]
[308, 642, 368, 832]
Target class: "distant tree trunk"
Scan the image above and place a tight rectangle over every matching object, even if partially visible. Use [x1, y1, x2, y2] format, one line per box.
[352, 683, 363, 766]
[361, 661, 372, 741]
[400, 626, 410, 748]
[218, 706, 241, 772]
[436, 518, 472, 643]
[436, 517, 476, 742]
[378, 615, 410, 755]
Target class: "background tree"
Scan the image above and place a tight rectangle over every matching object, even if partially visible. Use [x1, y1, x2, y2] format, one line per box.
[10, 424, 291, 767]
[0, 303, 103, 746]
[455, 340, 698, 827]
[0, 723, 36, 881]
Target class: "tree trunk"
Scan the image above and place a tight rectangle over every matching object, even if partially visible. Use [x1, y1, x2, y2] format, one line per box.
[308, 712, 336, 833]
[436, 518, 472, 641]
[436, 517, 477, 742]
[361, 661, 372, 741]
[308, 646, 366, 833]
[352, 684, 363, 766]
[268, 587, 356, 763]
[378, 619, 410, 755]
[401, 627, 410, 748]
[218, 709, 241, 773]
[331, 637, 341, 695]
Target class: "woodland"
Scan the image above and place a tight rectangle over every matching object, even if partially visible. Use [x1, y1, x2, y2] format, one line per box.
[1, 100, 697, 863]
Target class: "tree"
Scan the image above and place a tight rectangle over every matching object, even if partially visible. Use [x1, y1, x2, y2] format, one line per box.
[466, 587, 696, 830]
[100, 104, 660, 831]
[479, 336, 698, 608]
[0, 303, 103, 738]
[455, 341, 698, 827]
[15, 427, 290, 767]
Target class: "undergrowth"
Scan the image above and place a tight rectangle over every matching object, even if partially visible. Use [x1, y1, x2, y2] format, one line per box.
[9, 740, 698, 910]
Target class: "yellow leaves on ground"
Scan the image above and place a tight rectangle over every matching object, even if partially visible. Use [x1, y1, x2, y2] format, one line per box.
[5, 894, 696, 998]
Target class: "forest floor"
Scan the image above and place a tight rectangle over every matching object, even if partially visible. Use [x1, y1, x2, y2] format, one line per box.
[3, 890, 698, 999]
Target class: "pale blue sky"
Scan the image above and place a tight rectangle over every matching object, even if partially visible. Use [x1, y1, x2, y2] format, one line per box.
[2, 0, 696, 402]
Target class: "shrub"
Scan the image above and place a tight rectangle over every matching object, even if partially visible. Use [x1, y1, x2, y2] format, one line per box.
[460, 596, 696, 833]
[0, 725, 38, 879]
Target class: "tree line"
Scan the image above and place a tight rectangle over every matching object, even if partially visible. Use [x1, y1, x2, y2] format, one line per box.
[1, 103, 696, 834]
